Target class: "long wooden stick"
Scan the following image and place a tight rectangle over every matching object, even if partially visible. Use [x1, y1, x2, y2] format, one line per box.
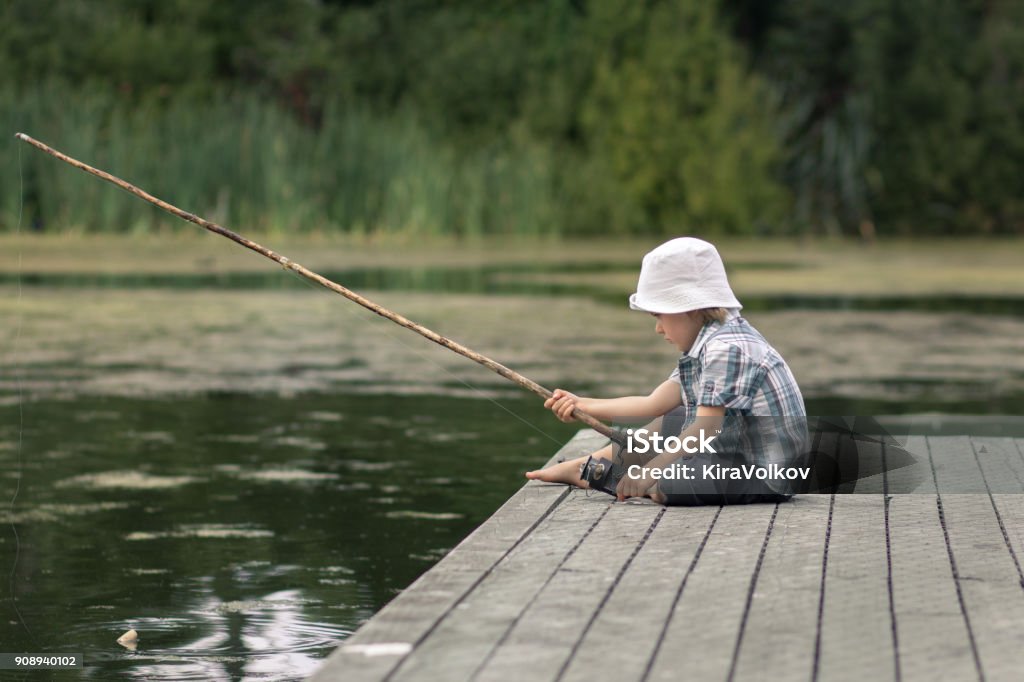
[15, 132, 624, 445]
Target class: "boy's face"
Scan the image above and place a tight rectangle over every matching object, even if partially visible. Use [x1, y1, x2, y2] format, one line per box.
[652, 312, 704, 352]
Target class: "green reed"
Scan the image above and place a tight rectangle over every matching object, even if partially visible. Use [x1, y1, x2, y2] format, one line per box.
[2, 84, 558, 237]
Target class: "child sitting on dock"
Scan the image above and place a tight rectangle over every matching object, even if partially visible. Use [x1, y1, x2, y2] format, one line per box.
[525, 237, 807, 505]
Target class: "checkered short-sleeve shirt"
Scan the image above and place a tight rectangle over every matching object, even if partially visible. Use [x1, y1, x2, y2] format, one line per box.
[669, 316, 805, 417]
[669, 317, 807, 475]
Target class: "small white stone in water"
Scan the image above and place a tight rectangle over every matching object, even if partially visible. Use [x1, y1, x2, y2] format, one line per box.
[117, 629, 138, 648]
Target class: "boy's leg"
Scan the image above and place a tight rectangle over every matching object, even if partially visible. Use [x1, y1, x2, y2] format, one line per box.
[526, 442, 619, 488]
[525, 455, 590, 488]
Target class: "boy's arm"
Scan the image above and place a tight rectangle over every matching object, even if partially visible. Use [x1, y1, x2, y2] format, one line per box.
[546, 379, 683, 422]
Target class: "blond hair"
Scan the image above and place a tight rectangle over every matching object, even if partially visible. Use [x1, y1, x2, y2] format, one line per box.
[696, 307, 729, 324]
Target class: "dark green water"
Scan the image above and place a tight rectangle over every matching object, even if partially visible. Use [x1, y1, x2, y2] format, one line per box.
[0, 393, 578, 680]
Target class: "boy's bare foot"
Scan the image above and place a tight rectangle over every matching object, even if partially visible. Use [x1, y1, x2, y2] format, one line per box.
[525, 457, 588, 488]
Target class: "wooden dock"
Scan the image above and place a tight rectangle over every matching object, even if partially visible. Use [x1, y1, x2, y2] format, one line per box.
[311, 430, 1024, 682]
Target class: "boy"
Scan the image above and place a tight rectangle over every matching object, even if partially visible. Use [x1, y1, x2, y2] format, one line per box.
[526, 237, 807, 505]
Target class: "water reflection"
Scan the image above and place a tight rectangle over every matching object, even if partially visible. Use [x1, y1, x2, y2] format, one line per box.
[117, 589, 332, 681]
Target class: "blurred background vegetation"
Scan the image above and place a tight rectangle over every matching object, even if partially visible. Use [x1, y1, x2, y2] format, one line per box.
[2, 0, 1022, 238]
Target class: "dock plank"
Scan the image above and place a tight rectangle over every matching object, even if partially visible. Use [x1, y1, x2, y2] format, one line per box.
[883, 436, 975, 682]
[930, 436, 1024, 682]
[927, 434, 988, 494]
[971, 435, 1024, 494]
[888, 492, 977, 681]
[730, 495, 831, 681]
[644, 503, 779, 681]
[978, 436, 1024, 592]
[889, 434, 933, 494]
[816, 495, 897, 681]
[558, 505, 720, 682]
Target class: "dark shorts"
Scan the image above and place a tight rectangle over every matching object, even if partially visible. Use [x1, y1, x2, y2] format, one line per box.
[656, 478, 792, 507]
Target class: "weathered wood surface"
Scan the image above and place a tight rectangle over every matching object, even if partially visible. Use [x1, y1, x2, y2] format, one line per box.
[311, 432, 1024, 682]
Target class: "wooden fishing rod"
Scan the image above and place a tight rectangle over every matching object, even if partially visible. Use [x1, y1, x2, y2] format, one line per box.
[15, 132, 625, 445]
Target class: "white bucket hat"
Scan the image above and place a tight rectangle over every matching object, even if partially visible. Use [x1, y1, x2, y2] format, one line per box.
[629, 237, 742, 314]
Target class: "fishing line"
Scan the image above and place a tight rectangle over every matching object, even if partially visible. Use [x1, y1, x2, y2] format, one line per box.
[278, 264, 569, 449]
[7, 140, 33, 640]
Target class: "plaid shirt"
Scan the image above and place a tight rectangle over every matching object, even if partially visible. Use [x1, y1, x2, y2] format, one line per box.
[669, 316, 807, 477]
[670, 316, 805, 417]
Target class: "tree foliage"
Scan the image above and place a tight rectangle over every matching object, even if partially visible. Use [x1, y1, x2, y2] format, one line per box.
[727, 0, 1024, 235]
[577, 0, 785, 234]
[2, 0, 1022, 236]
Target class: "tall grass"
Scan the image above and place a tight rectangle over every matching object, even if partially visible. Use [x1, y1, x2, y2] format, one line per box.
[1, 84, 558, 237]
